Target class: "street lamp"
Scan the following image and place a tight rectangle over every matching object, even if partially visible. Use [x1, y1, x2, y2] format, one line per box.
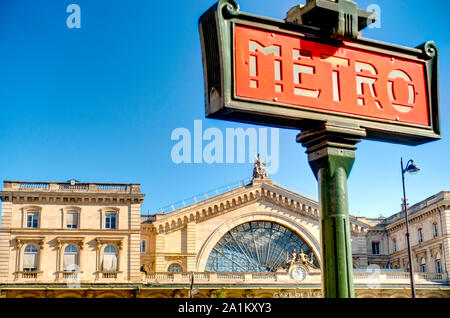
[401, 158, 420, 298]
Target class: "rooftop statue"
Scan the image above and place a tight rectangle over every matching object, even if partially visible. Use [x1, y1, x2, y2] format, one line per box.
[252, 154, 268, 180]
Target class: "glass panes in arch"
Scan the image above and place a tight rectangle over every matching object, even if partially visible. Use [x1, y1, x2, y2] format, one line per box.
[205, 221, 319, 272]
[168, 264, 183, 273]
[102, 245, 118, 272]
[23, 245, 39, 272]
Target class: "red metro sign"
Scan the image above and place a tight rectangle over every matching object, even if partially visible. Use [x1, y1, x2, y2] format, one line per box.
[235, 26, 429, 127]
[199, 3, 441, 145]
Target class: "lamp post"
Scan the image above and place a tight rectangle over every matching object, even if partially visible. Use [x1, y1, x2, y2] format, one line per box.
[401, 158, 420, 298]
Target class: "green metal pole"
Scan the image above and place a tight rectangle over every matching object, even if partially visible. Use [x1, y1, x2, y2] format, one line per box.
[297, 123, 366, 298]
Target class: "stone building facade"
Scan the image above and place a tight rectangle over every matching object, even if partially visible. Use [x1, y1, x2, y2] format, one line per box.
[0, 180, 145, 286]
[0, 175, 449, 298]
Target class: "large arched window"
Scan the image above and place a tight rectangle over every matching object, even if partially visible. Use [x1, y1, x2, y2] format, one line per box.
[63, 245, 79, 272]
[102, 245, 118, 272]
[205, 221, 318, 272]
[23, 245, 39, 272]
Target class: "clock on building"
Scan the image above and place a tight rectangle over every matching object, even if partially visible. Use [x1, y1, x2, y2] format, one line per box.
[290, 266, 307, 281]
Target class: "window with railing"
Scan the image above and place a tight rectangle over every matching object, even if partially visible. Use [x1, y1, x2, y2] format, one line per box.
[23, 245, 39, 273]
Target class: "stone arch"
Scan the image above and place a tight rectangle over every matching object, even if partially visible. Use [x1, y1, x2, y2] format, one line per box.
[96, 291, 125, 298]
[196, 211, 321, 271]
[14, 292, 41, 298]
[56, 291, 83, 298]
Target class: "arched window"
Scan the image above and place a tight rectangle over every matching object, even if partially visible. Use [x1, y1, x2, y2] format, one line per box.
[168, 264, 183, 273]
[420, 258, 426, 273]
[205, 221, 318, 272]
[418, 228, 424, 244]
[23, 245, 39, 272]
[141, 240, 146, 253]
[435, 253, 442, 274]
[433, 223, 439, 238]
[102, 245, 118, 272]
[63, 245, 79, 272]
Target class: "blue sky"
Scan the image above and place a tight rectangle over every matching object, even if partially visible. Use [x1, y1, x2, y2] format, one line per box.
[0, 0, 449, 219]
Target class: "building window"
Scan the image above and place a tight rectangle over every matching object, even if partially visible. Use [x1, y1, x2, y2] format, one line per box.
[168, 264, 183, 273]
[63, 245, 79, 272]
[23, 245, 39, 272]
[393, 239, 397, 253]
[66, 212, 79, 229]
[141, 240, 146, 253]
[26, 212, 39, 229]
[371, 242, 380, 255]
[105, 213, 117, 229]
[435, 253, 442, 274]
[433, 223, 439, 239]
[418, 228, 423, 244]
[102, 245, 118, 272]
[420, 258, 426, 273]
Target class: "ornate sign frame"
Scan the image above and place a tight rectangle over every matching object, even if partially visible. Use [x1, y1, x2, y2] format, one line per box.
[199, 0, 440, 146]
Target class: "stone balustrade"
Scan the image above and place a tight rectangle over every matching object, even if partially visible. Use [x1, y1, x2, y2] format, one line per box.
[3, 181, 141, 194]
[142, 271, 449, 286]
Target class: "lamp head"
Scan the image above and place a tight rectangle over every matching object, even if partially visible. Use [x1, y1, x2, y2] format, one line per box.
[406, 162, 420, 175]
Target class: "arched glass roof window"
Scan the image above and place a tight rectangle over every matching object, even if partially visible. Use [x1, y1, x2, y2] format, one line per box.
[205, 221, 318, 272]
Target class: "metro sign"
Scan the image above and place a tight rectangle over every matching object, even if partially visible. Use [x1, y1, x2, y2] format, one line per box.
[235, 26, 428, 127]
[199, 1, 441, 145]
